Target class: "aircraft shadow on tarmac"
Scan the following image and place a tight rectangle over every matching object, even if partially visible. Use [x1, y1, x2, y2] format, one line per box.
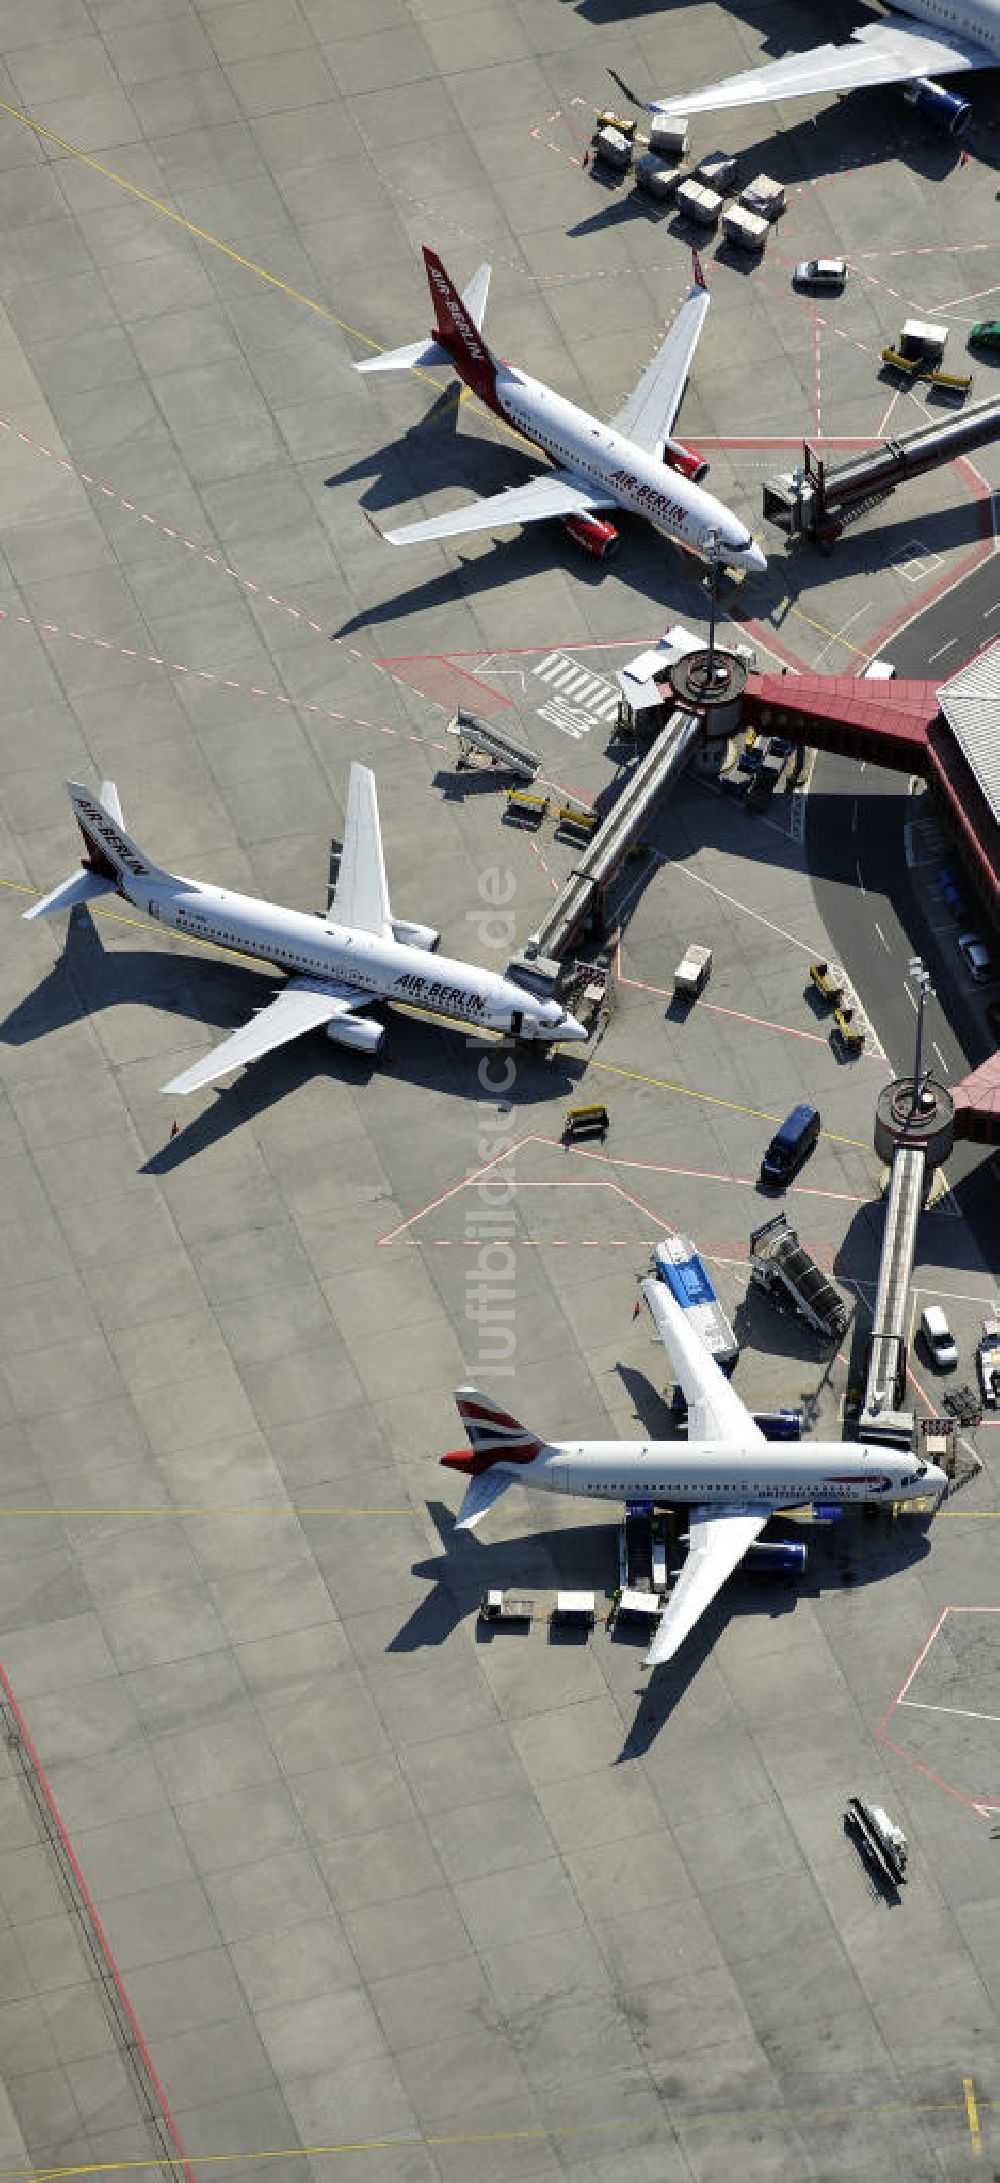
[4, 907, 586, 1170]
[399, 1497, 931, 1756]
[327, 383, 536, 520]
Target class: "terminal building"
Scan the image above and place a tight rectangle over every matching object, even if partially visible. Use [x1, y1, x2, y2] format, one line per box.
[739, 638, 1000, 1142]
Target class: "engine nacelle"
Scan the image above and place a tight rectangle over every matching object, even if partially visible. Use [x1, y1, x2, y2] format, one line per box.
[662, 437, 710, 485]
[744, 1540, 808, 1576]
[326, 1014, 385, 1055]
[391, 918, 440, 952]
[562, 512, 619, 559]
[903, 76, 971, 137]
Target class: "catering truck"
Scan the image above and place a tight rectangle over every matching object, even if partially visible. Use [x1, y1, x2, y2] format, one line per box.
[647, 1234, 739, 1372]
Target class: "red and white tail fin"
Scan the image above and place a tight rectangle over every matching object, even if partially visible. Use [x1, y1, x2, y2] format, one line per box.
[691, 247, 708, 293]
[355, 257, 492, 379]
[442, 1387, 546, 1476]
[24, 780, 164, 922]
[421, 249, 499, 407]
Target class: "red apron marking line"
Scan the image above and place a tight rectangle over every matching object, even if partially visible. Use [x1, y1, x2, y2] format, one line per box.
[0, 1661, 198, 2183]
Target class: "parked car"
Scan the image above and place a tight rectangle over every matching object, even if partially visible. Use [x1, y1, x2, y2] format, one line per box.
[793, 256, 847, 290]
[968, 319, 1000, 354]
[760, 1103, 821, 1187]
[920, 1305, 958, 1371]
[958, 931, 994, 983]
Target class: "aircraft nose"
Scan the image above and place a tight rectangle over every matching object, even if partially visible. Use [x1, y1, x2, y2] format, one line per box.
[745, 539, 767, 576]
[560, 1011, 589, 1043]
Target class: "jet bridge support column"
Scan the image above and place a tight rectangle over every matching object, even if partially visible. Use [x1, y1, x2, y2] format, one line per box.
[860, 1079, 955, 1445]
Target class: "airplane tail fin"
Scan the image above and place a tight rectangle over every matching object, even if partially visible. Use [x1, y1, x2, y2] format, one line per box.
[419, 249, 499, 406]
[356, 258, 493, 378]
[691, 247, 708, 293]
[24, 780, 162, 921]
[443, 1388, 548, 1531]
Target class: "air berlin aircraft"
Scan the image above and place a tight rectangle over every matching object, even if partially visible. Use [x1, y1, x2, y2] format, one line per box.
[357, 244, 766, 575]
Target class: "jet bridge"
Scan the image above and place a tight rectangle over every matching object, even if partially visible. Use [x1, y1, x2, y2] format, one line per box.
[763, 395, 1000, 546]
[509, 705, 701, 977]
[860, 1078, 956, 1447]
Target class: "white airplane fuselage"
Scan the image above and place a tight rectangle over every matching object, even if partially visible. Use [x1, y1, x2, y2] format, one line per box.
[904, 0, 1000, 51]
[445, 1437, 940, 1505]
[118, 871, 580, 1042]
[498, 365, 765, 573]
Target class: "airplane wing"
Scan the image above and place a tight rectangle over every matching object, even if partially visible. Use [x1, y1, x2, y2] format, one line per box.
[329, 762, 392, 939]
[645, 1503, 769, 1668]
[608, 274, 710, 453]
[636, 17, 988, 119]
[161, 979, 371, 1096]
[366, 471, 617, 547]
[640, 1276, 766, 1447]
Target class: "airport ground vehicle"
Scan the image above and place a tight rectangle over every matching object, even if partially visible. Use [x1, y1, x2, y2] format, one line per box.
[647, 1236, 739, 1371]
[977, 1319, 1000, 1407]
[793, 257, 847, 290]
[845, 1798, 908, 1885]
[810, 960, 846, 1003]
[969, 319, 1000, 353]
[920, 1305, 959, 1370]
[749, 1215, 849, 1340]
[958, 931, 993, 982]
[674, 942, 713, 999]
[760, 1103, 821, 1186]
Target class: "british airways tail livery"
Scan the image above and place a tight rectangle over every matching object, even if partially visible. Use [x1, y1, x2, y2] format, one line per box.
[357, 244, 766, 577]
[610, 0, 1000, 139]
[24, 770, 587, 1095]
[442, 1279, 946, 1670]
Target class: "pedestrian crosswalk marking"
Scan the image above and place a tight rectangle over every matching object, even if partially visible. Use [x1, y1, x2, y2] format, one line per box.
[534, 651, 620, 721]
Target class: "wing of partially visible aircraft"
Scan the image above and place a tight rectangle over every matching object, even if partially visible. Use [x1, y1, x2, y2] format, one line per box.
[640, 1275, 766, 1447]
[365, 471, 617, 547]
[644, 1503, 769, 1667]
[329, 762, 392, 939]
[161, 978, 372, 1096]
[633, 16, 988, 119]
[609, 266, 710, 453]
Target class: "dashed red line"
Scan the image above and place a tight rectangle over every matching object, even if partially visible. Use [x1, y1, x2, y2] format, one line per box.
[0, 412, 447, 720]
[0, 606, 452, 760]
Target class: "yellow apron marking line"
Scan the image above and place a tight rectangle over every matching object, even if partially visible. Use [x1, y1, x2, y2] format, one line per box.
[0, 98, 532, 453]
[965, 2076, 982, 2155]
[588, 1056, 869, 1149]
[4, 2092, 987, 2181]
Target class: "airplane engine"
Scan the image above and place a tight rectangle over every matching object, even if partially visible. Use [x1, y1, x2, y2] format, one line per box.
[391, 918, 440, 952]
[744, 1540, 807, 1576]
[662, 437, 710, 485]
[562, 513, 619, 559]
[903, 77, 971, 136]
[326, 1014, 385, 1055]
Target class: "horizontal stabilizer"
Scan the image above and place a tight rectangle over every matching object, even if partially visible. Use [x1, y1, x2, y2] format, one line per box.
[356, 337, 452, 375]
[455, 1467, 515, 1531]
[23, 869, 114, 922]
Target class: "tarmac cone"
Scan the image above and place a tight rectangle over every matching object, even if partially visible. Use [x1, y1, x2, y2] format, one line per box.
[632, 1299, 642, 1320]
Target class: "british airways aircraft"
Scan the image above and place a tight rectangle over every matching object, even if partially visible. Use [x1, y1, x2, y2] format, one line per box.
[443, 1276, 945, 1669]
[356, 245, 766, 576]
[24, 769, 587, 1093]
[611, 0, 1000, 138]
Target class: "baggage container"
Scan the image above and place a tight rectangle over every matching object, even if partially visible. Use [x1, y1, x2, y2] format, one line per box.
[899, 318, 948, 364]
[695, 150, 738, 192]
[593, 124, 632, 172]
[676, 179, 722, 227]
[739, 172, 785, 219]
[649, 113, 689, 158]
[634, 152, 682, 200]
[722, 204, 768, 253]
